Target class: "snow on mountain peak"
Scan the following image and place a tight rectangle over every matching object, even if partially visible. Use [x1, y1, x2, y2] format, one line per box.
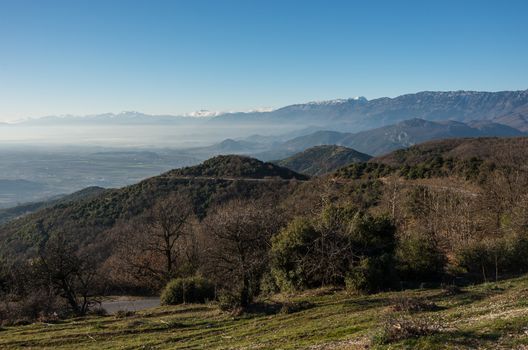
[304, 96, 368, 106]
[184, 110, 224, 118]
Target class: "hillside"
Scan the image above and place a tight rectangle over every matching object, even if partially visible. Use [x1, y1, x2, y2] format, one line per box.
[332, 137, 528, 182]
[275, 145, 372, 176]
[493, 107, 528, 131]
[372, 137, 528, 167]
[166, 155, 309, 180]
[3, 138, 528, 340]
[2, 275, 528, 349]
[271, 118, 524, 157]
[0, 155, 306, 257]
[0, 186, 105, 225]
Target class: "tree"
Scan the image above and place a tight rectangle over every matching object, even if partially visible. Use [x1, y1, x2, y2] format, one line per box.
[202, 199, 282, 307]
[145, 195, 195, 280]
[271, 204, 396, 293]
[113, 195, 197, 289]
[35, 229, 100, 316]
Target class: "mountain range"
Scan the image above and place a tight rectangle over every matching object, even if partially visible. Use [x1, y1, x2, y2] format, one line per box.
[210, 90, 528, 131]
[250, 118, 524, 159]
[5, 90, 528, 133]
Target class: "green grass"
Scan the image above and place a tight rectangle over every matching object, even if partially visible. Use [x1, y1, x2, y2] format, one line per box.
[3, 276, 528, 349]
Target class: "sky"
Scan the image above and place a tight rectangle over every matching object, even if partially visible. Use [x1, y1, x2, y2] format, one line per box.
[0, 0, 527, 121]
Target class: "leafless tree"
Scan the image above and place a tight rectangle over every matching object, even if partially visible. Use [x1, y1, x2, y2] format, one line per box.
[36, 230, 100, 315]
[113, 195, 197, 289]
[201, 198, 282, 307]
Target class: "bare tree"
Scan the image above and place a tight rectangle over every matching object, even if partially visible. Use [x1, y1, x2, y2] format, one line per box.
[113, 195, 196, 289]
[36, 230, 100, 315]
[202, 199, 282, 307]
[145, 196, 195, 279]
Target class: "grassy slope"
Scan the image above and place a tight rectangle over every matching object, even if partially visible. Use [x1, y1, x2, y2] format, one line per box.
[3, 276, 528, 349]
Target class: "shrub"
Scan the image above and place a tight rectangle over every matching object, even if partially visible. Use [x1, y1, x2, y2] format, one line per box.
[396, 233, 446, 282]
[345, 214, 397, 293]
[391, 297, 439, 313]
[271, 206, 396, 293]
[270, 218, 319, 292]
[161, 276, 215, 305]
[504, 233, 528, 273]
[346, 254, 394, 293]
[259, 271, 279, 296]
[372, 315, 441, 345]
[452, 232, 528, 283]
[217, 292, 242, 312]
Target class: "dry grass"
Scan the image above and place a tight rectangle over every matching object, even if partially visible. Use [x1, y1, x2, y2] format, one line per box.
[2, 277, 528, 349]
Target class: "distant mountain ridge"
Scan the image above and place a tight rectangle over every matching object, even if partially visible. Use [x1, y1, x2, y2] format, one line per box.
[259, 118, 525, 158]
[6, 90, 528, 132]
[211, 89, 528, 132]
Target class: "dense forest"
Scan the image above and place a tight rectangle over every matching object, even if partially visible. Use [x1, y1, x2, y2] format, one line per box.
[1, 137, 528, 329]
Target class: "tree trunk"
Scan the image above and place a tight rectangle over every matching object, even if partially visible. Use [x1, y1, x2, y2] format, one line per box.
[240, 275, 250, 307]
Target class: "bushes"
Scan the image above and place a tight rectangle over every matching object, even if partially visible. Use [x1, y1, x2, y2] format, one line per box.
[270, 218, 319, 291]
[391, 297, 439, 313]
[396, 233, 446, 282]
[271, 205, 396, 293]
[346, 254, 394, 293]
[372, 315, 442, 345]
[453, 234, 528, 282]
[217, 292, 242, 312]
[161, 276, 215, 305]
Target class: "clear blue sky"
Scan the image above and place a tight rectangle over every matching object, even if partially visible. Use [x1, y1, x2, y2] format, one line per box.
[0, 0, 527, 121]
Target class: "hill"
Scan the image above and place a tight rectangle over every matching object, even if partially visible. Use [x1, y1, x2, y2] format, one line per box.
[333, 137, 528, 181]
[166, 155, 309, 180]
[275, 145, 372, 176]
[270, 118, 524, 157]
[493, 111, 528, 132]
[372, 137, 528, 167]
[2, 275, 528, 349]
[0, 155, 306, 257]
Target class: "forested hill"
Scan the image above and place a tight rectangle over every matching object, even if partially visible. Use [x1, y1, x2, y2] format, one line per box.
[0, 186, 105, 225]
[275, 145, 372, 176]
[0, 155, 305, 257]
[333, 137, 528, 181]
[372, 137, 528, 166]
[165, 154, 309, 180]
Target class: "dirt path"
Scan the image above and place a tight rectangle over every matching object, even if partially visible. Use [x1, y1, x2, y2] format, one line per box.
[100, 297, 160, 314]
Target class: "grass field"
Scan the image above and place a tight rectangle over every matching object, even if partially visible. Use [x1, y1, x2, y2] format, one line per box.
[2, 276, 528, 349]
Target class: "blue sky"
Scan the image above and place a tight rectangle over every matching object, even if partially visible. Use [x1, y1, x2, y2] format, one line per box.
[0, 0, 527, 121]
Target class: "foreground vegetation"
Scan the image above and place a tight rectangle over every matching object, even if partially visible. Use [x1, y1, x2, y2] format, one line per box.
[2, 138, 528, 345]
[3, 275, 528, 349]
